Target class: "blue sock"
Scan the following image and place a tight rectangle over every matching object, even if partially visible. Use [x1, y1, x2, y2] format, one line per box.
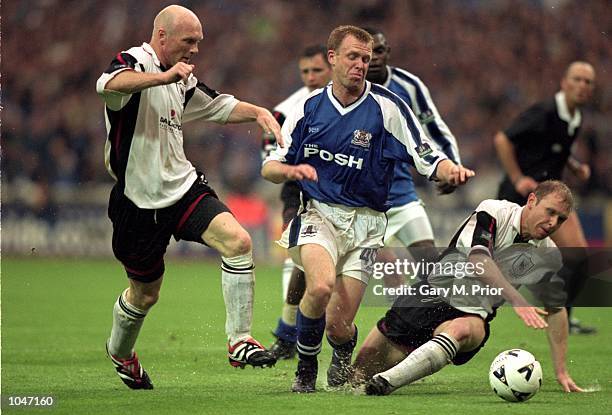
[296, 308, 326, 362]
[273, 318, 297, 343]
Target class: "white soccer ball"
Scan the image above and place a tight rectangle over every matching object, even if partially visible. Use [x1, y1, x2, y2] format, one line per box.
[489, 349, 543, 402]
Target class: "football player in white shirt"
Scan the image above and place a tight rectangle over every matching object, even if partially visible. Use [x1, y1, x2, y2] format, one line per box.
[353, 180, 584, 395]
[96, 4, 281, 389]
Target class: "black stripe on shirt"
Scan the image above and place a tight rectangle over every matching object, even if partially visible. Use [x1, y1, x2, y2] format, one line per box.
[471, 211, 496, 255]
[104, 52, 138, 74]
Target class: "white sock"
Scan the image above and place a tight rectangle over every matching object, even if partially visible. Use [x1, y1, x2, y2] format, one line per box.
[108, 289, 148, 359]
[281, 258, 294, 300]
[281, 303, 298, 326]
[221, 253, 255, 346]
[378, 333, 459, 388]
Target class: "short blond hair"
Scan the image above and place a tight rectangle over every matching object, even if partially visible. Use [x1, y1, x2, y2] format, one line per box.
[327, 25, 373, 52]
[534, 180, 574, 211]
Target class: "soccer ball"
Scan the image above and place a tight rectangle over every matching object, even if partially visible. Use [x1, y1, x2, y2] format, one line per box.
[489, 349, 542, 402]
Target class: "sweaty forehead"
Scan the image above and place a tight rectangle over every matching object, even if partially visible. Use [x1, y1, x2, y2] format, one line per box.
[541, 193, 570, 214]
[340, 35, 372, 53]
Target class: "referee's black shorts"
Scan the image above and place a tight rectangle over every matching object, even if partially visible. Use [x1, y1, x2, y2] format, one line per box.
[280, 181, 301, 229]
[108, 174, 230, 283]
[377, 283, 492, 365]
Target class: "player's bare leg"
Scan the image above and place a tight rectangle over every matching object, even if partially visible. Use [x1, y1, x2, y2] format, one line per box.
[325, 276, 367, 387]
[351, 325, 408, 386]
[203, 212, 276, 368]
[270, 265, 305, 359]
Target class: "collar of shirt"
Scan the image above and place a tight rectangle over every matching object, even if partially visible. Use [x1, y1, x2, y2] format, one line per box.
[327, 81, 371, 113]
[142, 42, 163, 69]
[510, 204, 525, 240]
[555, 91, 581, 135]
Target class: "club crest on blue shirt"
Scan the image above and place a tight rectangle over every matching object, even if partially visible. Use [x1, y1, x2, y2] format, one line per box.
[416, 143, 433, 158]
[351, 129, 372, 148]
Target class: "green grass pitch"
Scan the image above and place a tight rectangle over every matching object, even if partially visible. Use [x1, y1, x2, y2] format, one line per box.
[2, 257, 610, 414]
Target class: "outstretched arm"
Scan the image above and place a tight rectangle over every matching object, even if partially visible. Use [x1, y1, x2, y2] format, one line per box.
[470, 252, 548, 329]
[261, 160, 317, 184]
[544, 307, 584, 392]
[493, 131, 537, 196]
[567, 156, 591, 182]
[228, 102, 284, 148]
[105, 62, 195, 94]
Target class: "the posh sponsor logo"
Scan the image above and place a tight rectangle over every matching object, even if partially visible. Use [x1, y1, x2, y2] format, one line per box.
[303, 144, 364, 170]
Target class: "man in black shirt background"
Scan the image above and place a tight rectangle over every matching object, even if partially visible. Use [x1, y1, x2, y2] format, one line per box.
[494, 61, 596, 334]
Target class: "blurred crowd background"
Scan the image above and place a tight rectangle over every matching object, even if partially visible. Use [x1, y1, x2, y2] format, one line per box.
[2, 0, 611, 257]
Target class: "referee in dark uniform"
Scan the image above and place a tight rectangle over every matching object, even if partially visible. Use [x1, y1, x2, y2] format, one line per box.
[494, 61, 596, 334]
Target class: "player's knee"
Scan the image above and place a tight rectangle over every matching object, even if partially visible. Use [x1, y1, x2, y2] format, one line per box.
[446, 319, 473, 343]
[131, 291, 160, 310]
[223, 229, 252, 257]
[306, 281, 333, 303]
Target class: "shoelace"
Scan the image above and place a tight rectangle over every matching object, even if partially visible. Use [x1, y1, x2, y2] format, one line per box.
[115, 354, 140, 377]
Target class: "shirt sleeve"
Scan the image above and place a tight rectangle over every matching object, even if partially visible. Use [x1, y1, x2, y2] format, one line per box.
[504, 103, 547, 146]
[411, 78, 461, 165]
[454, 200, 502, 257]
[379, 93, 447, 180]
[96, 51, 141, 110]
[183, 80, 239, 124]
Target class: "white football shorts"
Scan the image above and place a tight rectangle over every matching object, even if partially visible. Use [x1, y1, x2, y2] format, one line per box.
[384, 200, 434, 247]
[278, 199, 386, 284]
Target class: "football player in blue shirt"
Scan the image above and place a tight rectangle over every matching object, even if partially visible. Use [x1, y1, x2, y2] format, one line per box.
[262, 25, 474, 393]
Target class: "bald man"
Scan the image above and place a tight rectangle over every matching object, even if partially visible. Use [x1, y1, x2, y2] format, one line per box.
[493, 61, 596, 334]
[96, 5, 279, 389]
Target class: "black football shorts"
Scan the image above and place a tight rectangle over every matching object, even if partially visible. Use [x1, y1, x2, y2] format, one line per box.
[108, 174, 230, 282]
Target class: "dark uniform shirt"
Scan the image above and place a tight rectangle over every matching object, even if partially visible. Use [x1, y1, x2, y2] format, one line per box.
[498, 92, 582, 204]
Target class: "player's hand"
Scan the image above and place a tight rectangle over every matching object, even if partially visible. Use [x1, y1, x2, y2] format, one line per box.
[514, 176, 538, 197]
[513, 306, 548, 329]
[256, 111, 284, 148]
[286, 164, 317, 181]
[165, 62, 195, 83]
[556, 371, 584, 393]
[574, 163, 591, 182]
[436, 181, 457, 195]
[445, 163, 475, 186]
